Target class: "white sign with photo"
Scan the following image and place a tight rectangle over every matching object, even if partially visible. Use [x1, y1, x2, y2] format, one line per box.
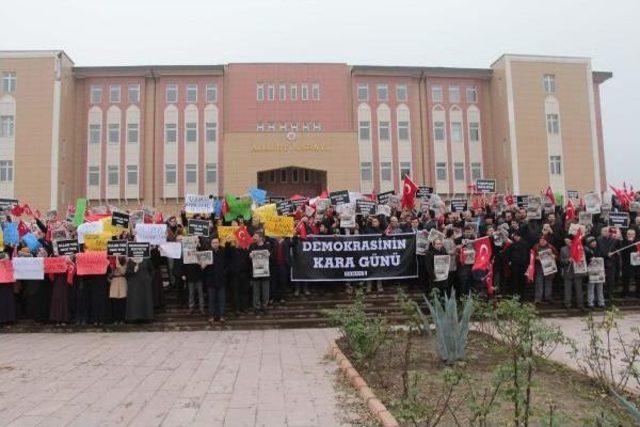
[250, 249, 270, 278]
[588, 257, 605, 284]
[434, 255, 450, 281]
[159, 242, 183, 259]
[526, 196, 542, 220]
[416, 230, 429, 255]
[376, 204, 391, 217]
[181, 236, 199, 264]
[463, 246, 476, 265]
[196, 251, 213, 266]
[631, 252, 640, 267]
[584, 192, 602, 214]
[539, 249, 557, 276]
[573, 259, 588, 275]
[339, 204, 356, 229]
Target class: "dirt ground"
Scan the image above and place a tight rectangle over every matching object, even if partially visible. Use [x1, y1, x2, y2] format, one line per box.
[338, 331, 635, 426]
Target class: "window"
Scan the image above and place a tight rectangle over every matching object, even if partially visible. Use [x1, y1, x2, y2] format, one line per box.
[269, 170, 276, 183]
[546, 114, 559, 134]
[256, 83, 264, 101]
[436, 162, 447, 181]
[89, 124, 101, 144]
[256, 122, 264, 132]
[303, 169, 311, 183]
[0, 115, 15, 138]
[185, 164, 197, 184]
[2, 72, 16, 93]
[267, 122, 275, 132]
[88, 166, 99, 186]
[466, 87, 477, 103]
[127, 165, 138, 185]
[550, 155, 562, 175]
[166, 84, 178, 103]
[543, 74, 556, 93]
[206, 84, 217, 103]
[0, 160, 13, 182]
[90, 85, 102, 104]
[279, 84, 286, 101]
[267, 84, 275, 101]
[451, 122, 462, 142]
[165, 123, 177, 143]
[312, 83, 320, 101]
[128, 84, 140, 103]
[107, 165, 119, 186]
[377, 84, 388, 102]
[290, 122, 298, 131]
[312, 122, 321, 131]
[185, 122, 197, 143]
[434, 121, 445, 141]
[280, 169, 287, 183]
[471, 162, 482, 180]
[357, 84, 369, 101]
[127, 123, 139, 144]
[292, 168, 299, 183]
[360, 162, 372, 182]
[108, 123, 120, 144]
[302, 122, 310, 132]
[400, 162, 411, 178]
[205, 122, 217, 143]
[398, 121, 410, 141]
[431, 85, 443, 102]
[448, 86, 460, 103]
[109, 85, 121, 103]
[454, 162, 464, 181]
[165, 164, 177, 184]
[279, 122, 287, 132]
[289, 84, 297, 101]
[206, 163, 217, 183]
[358, 121, 370, 140]
[301, 84, 309, 101]
[380, 162, 392, 182]
[379, 121, 390, 141]
[186, 84, 197, 103]
[469, 122, 480, 142]
[396, 84, 407, 102]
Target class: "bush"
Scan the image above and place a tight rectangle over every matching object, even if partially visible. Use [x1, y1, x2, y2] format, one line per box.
[424, 289, 473, 364]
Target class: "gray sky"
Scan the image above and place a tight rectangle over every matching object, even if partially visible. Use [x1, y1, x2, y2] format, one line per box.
[3, 0, 638, 188]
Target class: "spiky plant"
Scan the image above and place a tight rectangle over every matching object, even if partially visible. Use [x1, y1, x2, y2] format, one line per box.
[424, 289, 473, 364]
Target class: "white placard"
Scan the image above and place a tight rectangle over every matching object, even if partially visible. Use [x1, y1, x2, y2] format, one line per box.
[584, 192, 602, 214]
[250, 249, 270, 278]
[135, 224, 167, 245]
[339, 204, 356, 229]
[434, 255, 450, 281]
[539, 249, 557, 276]
[182, 236, 199, 264]
[196, 250, 213, 266]
[185, 194, 214, 214]
[588, 257, 605, 283]
[12, 257, 45, 280]
[573, 259, 587, 274]
[376, 204, 391, 217]
[76, 221, 104, 244]
[463, 247, 476, 265]
[631, 252, 640, 267]
[159, 242, 182, 259]
[416, 230, 429, 255]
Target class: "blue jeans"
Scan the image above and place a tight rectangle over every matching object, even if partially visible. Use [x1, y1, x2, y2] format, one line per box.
[208, 286, 226, 318]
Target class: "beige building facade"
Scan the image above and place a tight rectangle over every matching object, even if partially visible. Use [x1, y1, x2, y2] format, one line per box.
[0, 51, 612, 212]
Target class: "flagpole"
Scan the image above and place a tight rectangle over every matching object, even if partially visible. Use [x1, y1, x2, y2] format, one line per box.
[608, 241, 638, 256]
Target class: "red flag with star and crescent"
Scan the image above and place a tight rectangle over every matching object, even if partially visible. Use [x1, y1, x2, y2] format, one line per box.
[234, 226, 253, 250]
[472, 236, 494, 296]
[401, 176, 419, 209]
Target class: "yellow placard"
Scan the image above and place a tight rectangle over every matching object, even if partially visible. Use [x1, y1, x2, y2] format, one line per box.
[217, 226, 239, 245]
[101, 216, 127, 236]
[264, 216, 294, 238]
[83, 233, 110, 251]
[253, 203, 277, 222]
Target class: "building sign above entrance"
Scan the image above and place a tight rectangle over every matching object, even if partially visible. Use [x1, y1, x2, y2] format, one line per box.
[252, 142, 329, 153]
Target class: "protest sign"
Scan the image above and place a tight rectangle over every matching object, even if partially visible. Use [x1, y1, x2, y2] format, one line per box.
[356, 200, 377, 215]
[22, 233, 41, 252]
[268, 196, 286, 203]
[3, 222, 19, 246]
[516, 195, 529, 208]
[253, 204, 277, 222]
[601, 204, 611, 221]
[264, 216, 295, 238]
[462, 246, 476, 265]
[182, 236, 199, 264]
[416, 186, 433, 200]
[135, 224, 167, 245]
[44, 257, 68, 274]
[377, 191, 395, 206]
[185, 194, 214, 214]
[329, 190, 350, 206]
[76, 221, 103, 244]
[188, 219, 210, 237]
[450, 199, 468, 213]
[195, 251, 213, 266]
[608, 212, 630, 228]
[315, 198, 330, 214]
[250, 249, 270, 278]
[476, 179, 496, 193]
[224, 195, 253, 222]
[539, 249, 557, 276]
[573, 259, 588, 274]
[50, 222, 68, 241]
[568, 223, 586, 236]
[76, 251, 109, 276]
[579, 211, 593, 227]
[130, 210, 145, 229]
[83, 233, 110, 251]
[12, 257, 44, 280]
[0, 259, 14, 283]
[376, 204, 391, 217]
[217, 226, 239, 245]
[427, 228, 445, 244]
[338, 204, 356, 228]
[159, 242, 182, 259]
[276, 200, 294, 216]
[54, 239, 79, 256]
[567, 190, 579, 200]
[416, 230, 429, 255]
[526, 196, 542, 220]
[111, 211, 130, 229]
[434, 255, 451, 281]
[0, 198, 18, 212]
[584, 192, 602, 214]
[73, 198, 87, 227]
[291, 197, 309, 210]
[291, 233, 417, 282]
[128, 242, 150, 258]
[107, 240, 128, 256]
[631, 252, 640, 267]
[588, 257, 605, 283]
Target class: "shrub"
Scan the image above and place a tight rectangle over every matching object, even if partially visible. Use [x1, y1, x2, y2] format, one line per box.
[424, 289, 473, 364]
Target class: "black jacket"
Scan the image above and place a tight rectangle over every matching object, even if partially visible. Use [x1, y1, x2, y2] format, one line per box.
[203, 248, 227, 288]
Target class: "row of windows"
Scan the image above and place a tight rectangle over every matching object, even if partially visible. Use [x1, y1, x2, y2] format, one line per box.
[360, 161, 412, 183]
[256, 83, 320, 102]
[164, 122, 217, 144]
[358, 120, 410, 141]
[433, 120, 480, 143]
[165, 84, 218, 104]
[434, 162, 483, 182]
[258, 168, 318, 184]
[90, 84, 141, 104]
[430, 85, 478, 104]
[0, 115, 14, 138]
[1, 73, 16, 93]
[165, 163, 218, 185]
[88, 163, 219, 187]
[0, 160, 13, 183]
[88, 122, 140, 145]
[256, 121, 321, 132]
[357, 84, 408, 103]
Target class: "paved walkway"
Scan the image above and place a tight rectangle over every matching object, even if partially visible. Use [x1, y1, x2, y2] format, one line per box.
[0, 329, 357, 427]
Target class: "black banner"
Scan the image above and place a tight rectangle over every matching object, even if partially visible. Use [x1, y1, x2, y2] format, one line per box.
[329, 190, 350, 206]
[0, 198, 18, 211]
[476, 179, 496, 193]
[107, 240, 129, 256]
[54, 239, 79, 256]
[188, 219, 210, 236]
[128, 242, 150, 258]
[291, 233, 417, 282]
[276, 200, 294, 215]
[356, 200, 377, 215]
[377, 191, 395, 205]
[608, 212, 630, 228]
[417, 187, 433, 200]
[516, 195, 529, 208]
[111, 211, 130, 228]
[450, 199, 468, 213]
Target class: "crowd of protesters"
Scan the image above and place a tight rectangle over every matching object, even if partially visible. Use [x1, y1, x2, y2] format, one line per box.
[1, 184, 639, 328]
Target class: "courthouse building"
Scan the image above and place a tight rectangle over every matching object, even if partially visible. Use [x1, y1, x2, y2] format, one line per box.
[0, 50, 612, 212]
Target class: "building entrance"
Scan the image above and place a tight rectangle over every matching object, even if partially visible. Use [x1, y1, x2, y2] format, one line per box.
[257, 167, 327, 198]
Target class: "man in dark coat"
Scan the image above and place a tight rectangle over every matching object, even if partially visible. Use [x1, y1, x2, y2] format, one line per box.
[504, 231, 530, 298]
[204, 238, 227, 323]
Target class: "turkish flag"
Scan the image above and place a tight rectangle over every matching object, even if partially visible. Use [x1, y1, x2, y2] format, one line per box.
[570, 229, 585, 263]
[234, 226, 253, 250]
[544, 186, 556, 205]
[505, 193, 515, 206]
[525, 249, 536, 283]
[10, 204, 24, 217]
[565, 199, 576, 222]
[472, 236, 492, 272]
[401, 176, 419, 209]
[17, 220, 29, 237]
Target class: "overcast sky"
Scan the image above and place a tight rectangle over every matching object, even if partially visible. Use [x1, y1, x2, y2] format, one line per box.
[3, 0, 638, 188]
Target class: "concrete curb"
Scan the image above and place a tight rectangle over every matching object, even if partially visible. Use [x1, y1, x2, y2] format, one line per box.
[328, 341, 400, 427]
